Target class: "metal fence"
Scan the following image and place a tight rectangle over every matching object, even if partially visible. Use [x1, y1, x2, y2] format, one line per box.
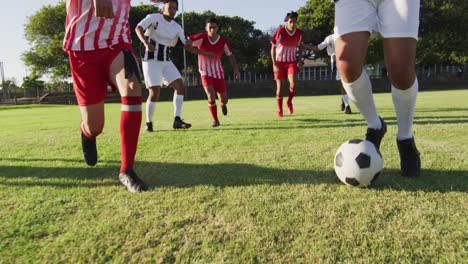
[183, 63, 467, 87]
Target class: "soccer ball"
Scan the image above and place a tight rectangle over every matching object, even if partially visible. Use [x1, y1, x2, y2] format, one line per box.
[334, 139, 383, 187]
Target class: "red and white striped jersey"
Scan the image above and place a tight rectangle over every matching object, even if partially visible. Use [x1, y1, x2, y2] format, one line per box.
[271, 27, 303, 63]
[188, 33, 233, 79]
[63, 0, 132, 51]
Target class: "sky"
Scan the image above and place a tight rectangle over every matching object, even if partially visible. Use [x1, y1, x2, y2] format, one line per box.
[0, 0, 306, 84]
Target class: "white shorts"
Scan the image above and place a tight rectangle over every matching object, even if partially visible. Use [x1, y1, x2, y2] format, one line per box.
[142, 60, 182, 88]
[334, 0, 420, 39]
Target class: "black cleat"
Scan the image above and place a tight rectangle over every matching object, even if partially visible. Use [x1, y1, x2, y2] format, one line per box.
[345, 105, 352, 114]
[81, 132, 97, 166]
[212, 121, 220, 127]
[397, 137, 421, 178]
[145, 122, 154, 132]
[173, 116, 191, 129]
[340, 100, 345, 111]
[365, 117, 387, 151]
[221, 105, 228, 116]
[119, 169, 149, 193]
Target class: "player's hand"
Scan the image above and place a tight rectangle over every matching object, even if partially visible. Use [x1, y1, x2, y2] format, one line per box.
[145, 43, 155, 52]
[185, 39, 193, 47]
[94, 0, 114, 19]
[297, 61, 304, 72]
[234, 68, 240, 80]
[273, 64, 280, 73]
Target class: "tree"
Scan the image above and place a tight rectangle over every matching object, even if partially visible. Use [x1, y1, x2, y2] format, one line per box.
[418, 0, 468, 64]
[297, 0, 384, 64]
[22, 1, 68, 80]
[297, 0, 334, 45]
[22, 75, 45, 97]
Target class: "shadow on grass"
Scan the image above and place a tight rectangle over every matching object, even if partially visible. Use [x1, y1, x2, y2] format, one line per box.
[0, 158, 466, 193]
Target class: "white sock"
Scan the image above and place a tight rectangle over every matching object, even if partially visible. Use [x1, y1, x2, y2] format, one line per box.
[341, 70, 381, 129]
[173, 92, 184, 117]
[146, 99, 156, 123]
[392, 78, 418, 140]
[342, 94, 349, 106]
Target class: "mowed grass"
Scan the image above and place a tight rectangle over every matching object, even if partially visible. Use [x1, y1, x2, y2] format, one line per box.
[0, 89, 467, 263]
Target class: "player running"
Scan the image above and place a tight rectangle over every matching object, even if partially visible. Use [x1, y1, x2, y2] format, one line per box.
[302, 34, 353, 114]
[188, 17, 240, 127]
[271, 11, 304, 117]
[332, 0, 421, 177]
[64, 0, 148, 192]
[135, 0, 194, 132]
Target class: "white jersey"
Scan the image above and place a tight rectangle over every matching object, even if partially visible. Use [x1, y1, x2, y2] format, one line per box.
[138, 13, 186, 61]
[317, 34, 337, 56]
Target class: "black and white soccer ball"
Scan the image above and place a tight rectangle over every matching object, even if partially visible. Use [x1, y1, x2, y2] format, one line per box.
[334, 139, 383, 187]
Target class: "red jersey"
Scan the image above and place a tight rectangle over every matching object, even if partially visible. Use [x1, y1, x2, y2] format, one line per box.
[63, 0, 132, 51]
[271, 27, 302, 63]
[188, 33, 233, 79]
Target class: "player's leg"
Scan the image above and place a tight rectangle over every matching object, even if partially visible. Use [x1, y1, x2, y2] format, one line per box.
[336, 32, 386, 148]
[79, 103, 104, 166]
[142, 60, 163, 132]
[68, 50, 109, 166]
[340, 86, 352, 114]
[335, 0, 386, 149]
[274, 61, 287, 117]
[286, 70, 297, 115]
[204, 85, 219, 127]
[218, 91, 228, 116]
[109, 48, 147, 192]
[333, 58, 345, 112]
[162, 62, 191, 129]
[168, 78, 191, 129]
[379, 0, 421, 177]
[275, 79, 285, 117]
[145, 86, 160, 132]
[215, 78, 228, 116]
[201, 75, 219, 126]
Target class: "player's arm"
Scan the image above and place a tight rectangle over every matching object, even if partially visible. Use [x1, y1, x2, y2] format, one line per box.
[271, 44, 279, 73]
[301, 43, 320, 51]
[297, 44, 304, 71]
[135, 15, 156, 52]
[227, 54, 240, 80]
[135, 25, 154, 52]
[94, 0, 114, 19]
[183, 40, 214, 57]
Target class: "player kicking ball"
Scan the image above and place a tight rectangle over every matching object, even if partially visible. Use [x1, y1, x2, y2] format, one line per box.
[271, 11, 304, 117]
[64, 0, 148, 192]
[332, 0, 421, 177]
[188, 17, 240, 127]
[135, 0, 196, 132]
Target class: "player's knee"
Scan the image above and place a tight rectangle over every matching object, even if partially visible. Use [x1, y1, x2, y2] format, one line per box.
[84, 124, 103, 137]
[337, 60, 362, 83]
[148, 93, 159, 101]
[388, 67, 415, 89]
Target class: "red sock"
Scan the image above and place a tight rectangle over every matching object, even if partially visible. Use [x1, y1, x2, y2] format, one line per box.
[120, 96, 142, 173]
[80, 122, 95, 140]
[287, 87, 296, 105]
[208, 101, 218, 122]
[276, 97, 283, 112]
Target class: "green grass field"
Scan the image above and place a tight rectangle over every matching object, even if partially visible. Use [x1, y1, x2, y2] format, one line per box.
[0, 89, 467, 263]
